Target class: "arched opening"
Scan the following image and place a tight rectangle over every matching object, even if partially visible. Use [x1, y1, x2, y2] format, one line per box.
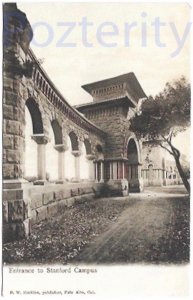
[24, 98, 43, 180]
[51, 120, 63, 145]
[127, 139, 138, 165]
[126, 138, 141, 192]
[26, 98, 43, 134]
[69, 131, 79, 150]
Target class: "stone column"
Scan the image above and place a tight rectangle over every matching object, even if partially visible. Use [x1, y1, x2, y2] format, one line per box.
[3, 3, 34, 241]
[72, 150, 81, 182]
[32, 134, 49, 182]
[113, 162, 118, 180]
[86, 154, 95, 181]
[54, 144, 67, 182]
[122, 161, 125, 179]
[95, 162, 98, 182]
[117, 161, 124, 179]
[137, 164, 141, 179]
[100, 161, 104, 183]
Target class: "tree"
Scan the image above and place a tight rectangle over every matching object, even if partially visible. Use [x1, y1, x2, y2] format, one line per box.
[130, 77, 190, 193]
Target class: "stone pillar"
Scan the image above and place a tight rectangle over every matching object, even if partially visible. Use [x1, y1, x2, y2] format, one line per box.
[100, 161, 104, 183]
[94, 161, 98, 182]
[54, 144, 67, 182]
[95, 161, 100, 182]
[3, 4, 33, 181]
[32, 135, 49, 182]
[72, 150, 81, 182]
[86, 154, 95, 181]
[113, 162, 118, 180]
[106, 160, 128, 197]
[117, 161, 124, 179]
[122, 161, 125, 179]
[3, 3, 33, 242]
[128, 163, 144, 192]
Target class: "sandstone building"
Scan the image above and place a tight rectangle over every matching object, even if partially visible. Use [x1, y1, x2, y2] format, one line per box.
[2, 4, 181, 241]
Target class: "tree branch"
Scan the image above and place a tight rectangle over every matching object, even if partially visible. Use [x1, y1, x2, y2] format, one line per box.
[166, 138, 180, 159]
[161, 134, 180, 159]
[168, 129, 174, 143]
[159, 143, 174, 156]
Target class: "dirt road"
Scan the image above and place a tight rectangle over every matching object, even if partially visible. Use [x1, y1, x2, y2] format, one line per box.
[73, 188, 189, 264]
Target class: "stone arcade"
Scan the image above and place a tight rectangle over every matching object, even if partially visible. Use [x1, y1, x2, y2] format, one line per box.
[2, 4, 181, 241]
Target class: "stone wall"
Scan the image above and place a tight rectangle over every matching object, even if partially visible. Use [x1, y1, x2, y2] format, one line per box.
[3, 182, 104, 243]
[2, 3, 106, 242]
[79, 103, 143, 193]
[82, 105, 134, 159]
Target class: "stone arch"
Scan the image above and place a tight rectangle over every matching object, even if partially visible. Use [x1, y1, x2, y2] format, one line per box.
[25, 98, 43, 134]
[51, 119, 63, 145]
[24, 98, 42, 179]
[126, 136, 142, 192]
[69, 131, 79, 151]
[127, 138, 139, 164]
[125, 135, 141, 163]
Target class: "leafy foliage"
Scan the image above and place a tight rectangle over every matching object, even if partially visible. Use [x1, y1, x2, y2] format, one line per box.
[4, 49, 38, 78]
[130, 77, 190, 141]
[130, 77, 190, 192]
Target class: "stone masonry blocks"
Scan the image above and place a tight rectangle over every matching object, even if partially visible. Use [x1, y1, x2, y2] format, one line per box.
[8, 200, 24, 222]
[5, 120, 20, 136]
[5, 149, 21, 163]
[3, 134, 14, 149]
[3, 164, 15, 179]
[30, 194, 43, 210]
[3, 105, 14, 120]
[3, 189, 23, 201]
[43, 192, 54, 205]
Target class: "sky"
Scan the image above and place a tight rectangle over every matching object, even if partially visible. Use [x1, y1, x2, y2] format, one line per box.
[17, 2, 191, 159]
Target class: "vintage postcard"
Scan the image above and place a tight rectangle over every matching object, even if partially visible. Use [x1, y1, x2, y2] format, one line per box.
[1, 0, 191, 298]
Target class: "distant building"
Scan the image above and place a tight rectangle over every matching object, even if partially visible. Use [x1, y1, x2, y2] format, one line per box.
[76, 75, 183, 190]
